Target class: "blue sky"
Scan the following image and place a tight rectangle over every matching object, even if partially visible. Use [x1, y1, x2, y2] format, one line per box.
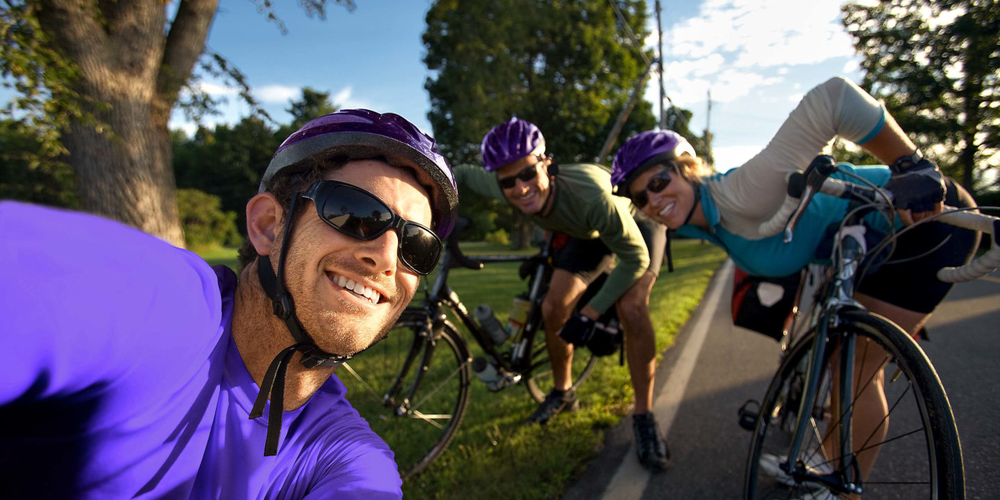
[116, 1, 869, 172]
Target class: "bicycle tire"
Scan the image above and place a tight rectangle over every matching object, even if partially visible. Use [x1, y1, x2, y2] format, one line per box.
[523, 326, 598, 403]
[339, 310, 471, 480]
[744, 310, 964, 499]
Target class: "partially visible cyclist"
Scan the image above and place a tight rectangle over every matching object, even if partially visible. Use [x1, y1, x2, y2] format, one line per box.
[453, 118, 671, 471]
[0, 109, 458, 499]
[611, 77, 979, 495]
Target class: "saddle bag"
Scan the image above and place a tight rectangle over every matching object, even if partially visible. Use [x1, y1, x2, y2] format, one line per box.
[731, 267, 801, 341]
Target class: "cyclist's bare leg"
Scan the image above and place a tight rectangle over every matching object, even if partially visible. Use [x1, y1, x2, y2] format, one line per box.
[541, 269, 589, 391]
[820, 293, 928, 489]
[855, 292, 930, 337]
[616, 270, 658, 414]
[826, 337, 890, 485]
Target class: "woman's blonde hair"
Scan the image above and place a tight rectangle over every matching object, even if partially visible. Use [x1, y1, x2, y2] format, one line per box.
[673, 153, 714, 184]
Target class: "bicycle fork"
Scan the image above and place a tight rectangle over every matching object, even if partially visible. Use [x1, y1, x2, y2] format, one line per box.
[783, 234, 866, 496]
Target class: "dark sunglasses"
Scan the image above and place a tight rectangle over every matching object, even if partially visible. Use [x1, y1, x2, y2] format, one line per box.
[631, 168, 673, 209]
[497, 159, 545, 189]
[300, 181, 443, 275]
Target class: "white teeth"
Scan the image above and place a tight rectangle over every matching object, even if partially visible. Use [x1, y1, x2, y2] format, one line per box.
[659, 202, 675, 217]
[331, 274, 379, 303]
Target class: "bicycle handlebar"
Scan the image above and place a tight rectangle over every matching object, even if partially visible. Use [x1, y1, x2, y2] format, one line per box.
[757, 160, 999, 283]
[758, 156, 838, 243]
[934, 211, 1000, 282]
[446, 232, 484, 270]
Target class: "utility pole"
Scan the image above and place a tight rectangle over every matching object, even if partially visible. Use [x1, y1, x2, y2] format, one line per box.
[705, 89, 714, 168]
[597, 58, 657, 163]
[655, 0, 665, 130]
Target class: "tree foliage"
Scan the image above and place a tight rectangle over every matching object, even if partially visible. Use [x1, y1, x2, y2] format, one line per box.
[423, 0, 657, 166]
[423, 0, 660, 247]
[173, 88, 337, 237]
[842, 0, 1000, 192]
[0, 118, 76, 207]
[284, 87, 341, 131]
[176, 188, 242, 249]
[0, 0, 354, 246]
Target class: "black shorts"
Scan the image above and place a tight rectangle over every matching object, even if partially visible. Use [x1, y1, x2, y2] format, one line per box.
[857, 177, 980, 314]
[551, 213, 667, 285]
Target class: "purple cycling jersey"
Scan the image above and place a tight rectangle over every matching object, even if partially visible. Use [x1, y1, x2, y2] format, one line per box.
[0, 201, 402, 499]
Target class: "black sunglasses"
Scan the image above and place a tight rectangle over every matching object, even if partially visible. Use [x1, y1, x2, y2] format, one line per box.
[300, 181, 443, 275]
[497, 158, 546, 189]
[631, 168, 673, 209]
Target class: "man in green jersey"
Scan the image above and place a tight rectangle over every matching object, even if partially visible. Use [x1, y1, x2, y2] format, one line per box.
[454, 118, 670, 471]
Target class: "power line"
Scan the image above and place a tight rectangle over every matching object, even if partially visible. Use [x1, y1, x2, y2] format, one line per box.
[609, 0, 692, 135]
[608, 0, 650, 66]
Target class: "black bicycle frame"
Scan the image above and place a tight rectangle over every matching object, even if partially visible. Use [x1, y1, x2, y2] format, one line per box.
[783, 211, 869, 496]
[418, 236, 554, 375]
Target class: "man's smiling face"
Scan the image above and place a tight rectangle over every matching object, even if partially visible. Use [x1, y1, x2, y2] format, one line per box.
[275, 159, 432, 356]
[497, 154, 551, 215]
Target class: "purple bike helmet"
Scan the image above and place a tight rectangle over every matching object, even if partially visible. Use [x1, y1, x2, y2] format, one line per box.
[611, 130, 696, 191]
[261, 108, 459, 238]
[481, 117, 546, 171]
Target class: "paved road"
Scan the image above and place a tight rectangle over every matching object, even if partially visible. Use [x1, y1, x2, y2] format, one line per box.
[563, 260, 1000, 500]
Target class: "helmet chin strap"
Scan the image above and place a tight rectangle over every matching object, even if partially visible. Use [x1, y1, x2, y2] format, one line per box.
[249, 194, 350, 456]
[682, 184, 701, 227]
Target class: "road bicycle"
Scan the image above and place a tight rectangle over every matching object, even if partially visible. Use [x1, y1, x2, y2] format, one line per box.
[741, 156, 999, 499]
[338, 221, 604, 479]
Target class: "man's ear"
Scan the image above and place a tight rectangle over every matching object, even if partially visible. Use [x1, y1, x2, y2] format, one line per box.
[246, 192, 283, 257]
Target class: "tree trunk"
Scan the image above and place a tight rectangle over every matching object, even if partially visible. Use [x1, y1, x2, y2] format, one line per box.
[37, 0, 219, 248]
[65, 99, 184, 246]
[513, 220, 533, 250]
[960, 130, 976, 193]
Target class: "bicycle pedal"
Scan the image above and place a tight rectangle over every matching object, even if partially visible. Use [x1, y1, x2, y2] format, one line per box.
[738, 399, 760, 431]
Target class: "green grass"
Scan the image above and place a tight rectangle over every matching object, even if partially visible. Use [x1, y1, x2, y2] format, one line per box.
[394, 239, 726, 499]
[196, 245, 241, 271]
[195, 240, 727, 499]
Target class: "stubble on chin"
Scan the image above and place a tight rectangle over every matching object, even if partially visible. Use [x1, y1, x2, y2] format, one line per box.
[311, 300, 398, 356]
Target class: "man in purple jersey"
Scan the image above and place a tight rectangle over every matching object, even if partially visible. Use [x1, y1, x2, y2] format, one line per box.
[0, 109, 458, 499]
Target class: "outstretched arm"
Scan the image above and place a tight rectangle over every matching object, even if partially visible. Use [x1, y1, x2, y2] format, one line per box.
[861, 118, 944, 225]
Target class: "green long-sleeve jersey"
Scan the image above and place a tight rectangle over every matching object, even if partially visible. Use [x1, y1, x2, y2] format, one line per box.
[454, 163, 649, 314]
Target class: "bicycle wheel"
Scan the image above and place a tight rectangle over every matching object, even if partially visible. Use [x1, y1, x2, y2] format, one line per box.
[523, 320, 598, 403]
[745, 310, 964, 499]
[339, 310, 472, 479]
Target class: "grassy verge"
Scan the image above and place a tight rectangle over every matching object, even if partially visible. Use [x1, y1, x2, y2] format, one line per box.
[399, 239, 726, 499]
[195, 240, 727, 499]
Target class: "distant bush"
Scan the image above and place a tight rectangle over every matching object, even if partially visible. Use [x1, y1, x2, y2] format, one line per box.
[484, 228, 510, 246]
[177, 188, 241, 250]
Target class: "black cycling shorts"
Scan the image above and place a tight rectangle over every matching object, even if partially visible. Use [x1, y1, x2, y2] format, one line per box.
[857, 177, 980, 314]
[551, 213, 667, 285]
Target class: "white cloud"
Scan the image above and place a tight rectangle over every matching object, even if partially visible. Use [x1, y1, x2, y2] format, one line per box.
[655, 0, 856, 109]
[198, 82, 240, 97]
[256, 85, 300, 104]
[329, 86, 382, 111]
[667, 0, 854, 67]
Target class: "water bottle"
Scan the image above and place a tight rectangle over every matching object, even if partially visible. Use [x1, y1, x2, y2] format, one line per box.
[472, 356, 503, 391]
[506, 294, 530, 339]
[474, 304, 508, 345]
